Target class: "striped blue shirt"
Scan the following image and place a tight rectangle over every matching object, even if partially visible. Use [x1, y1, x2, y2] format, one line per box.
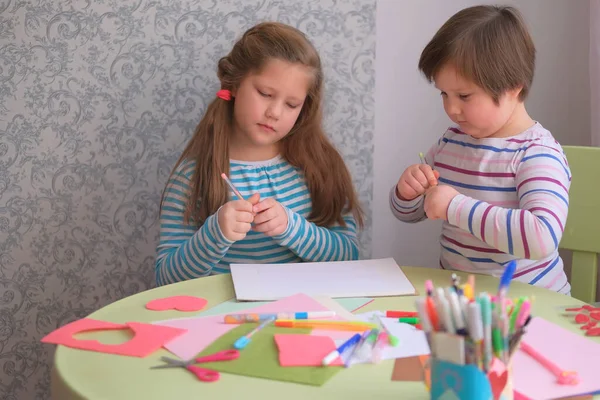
[156, 155, 359, 286]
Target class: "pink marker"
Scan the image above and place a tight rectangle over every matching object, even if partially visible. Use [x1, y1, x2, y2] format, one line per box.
[220, 173, 244, 200]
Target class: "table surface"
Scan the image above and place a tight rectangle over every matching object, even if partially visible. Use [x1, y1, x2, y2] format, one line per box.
[51, 266, 597, 400]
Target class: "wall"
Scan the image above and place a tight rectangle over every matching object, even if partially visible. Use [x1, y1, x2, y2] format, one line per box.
[0, 1, 375, 398]
[373, 0, 591, 273]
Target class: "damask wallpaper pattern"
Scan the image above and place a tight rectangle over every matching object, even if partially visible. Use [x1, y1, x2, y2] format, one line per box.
[0, 0, 374, 397]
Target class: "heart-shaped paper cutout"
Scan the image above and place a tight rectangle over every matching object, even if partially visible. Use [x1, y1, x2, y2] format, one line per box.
[146, 296, 208, 312]
[487, 358, 509, 400]
[590, 311, 600, 321]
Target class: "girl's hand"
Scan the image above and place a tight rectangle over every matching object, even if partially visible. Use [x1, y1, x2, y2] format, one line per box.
[217, 193, 260, 241]
[423, 185, 460, 220]
[396, 164, 440, 200]
[252, 198, 289, 236]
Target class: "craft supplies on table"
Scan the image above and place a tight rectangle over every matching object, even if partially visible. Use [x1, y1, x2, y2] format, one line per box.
[150, 350, 240, 382]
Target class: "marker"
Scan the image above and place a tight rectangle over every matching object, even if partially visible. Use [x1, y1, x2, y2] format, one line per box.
[345, 330, 371, 368]
[425, 280, 440, 331]
[419, 152, 426, 164]
[386, 311, 418, 318]
[508, 298, 525, 334]
[220, 173, 244, 200]
[377, 315, 399, 346]
[224, 311, 335, 324]
[446, 288, 467, 336]
[322, 333, 362, 366]
[478, 292, 493, 371]
[371, 332, 389, 364]
[233, 317, 274, 349]
[275, 320, 376, 331]
[437, 287, 455, 334]
[467, 302, 483, 368]
[398, 317, 419, 324]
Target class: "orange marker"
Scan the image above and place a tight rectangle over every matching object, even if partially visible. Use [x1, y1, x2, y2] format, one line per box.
[425, 280, 440, 331]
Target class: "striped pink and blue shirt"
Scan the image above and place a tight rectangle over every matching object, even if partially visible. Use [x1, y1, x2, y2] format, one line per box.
[390, 123, 571, 294]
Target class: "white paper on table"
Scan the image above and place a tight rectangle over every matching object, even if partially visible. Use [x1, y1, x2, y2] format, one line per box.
[345, 311, 430, 364]
[229, 258, 416, 301]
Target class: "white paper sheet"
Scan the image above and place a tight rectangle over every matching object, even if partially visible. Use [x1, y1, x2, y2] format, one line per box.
[349, 311, 431, 362]
[229, 258, 416, 301]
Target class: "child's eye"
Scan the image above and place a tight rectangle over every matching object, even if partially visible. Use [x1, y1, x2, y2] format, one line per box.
[459, 94, 471, 100]
[257, 90, 270, 97]
[287, 103, 300, 109]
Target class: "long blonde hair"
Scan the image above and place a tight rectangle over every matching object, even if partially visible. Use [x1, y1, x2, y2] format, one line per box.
[167, 22, 363, 228]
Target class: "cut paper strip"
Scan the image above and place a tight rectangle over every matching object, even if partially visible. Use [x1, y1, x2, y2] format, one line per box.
[155, 293, 345, 360]
[274, 334, 343, 366]
[41, 318, 186, 357]
[146, 296, 208, 312]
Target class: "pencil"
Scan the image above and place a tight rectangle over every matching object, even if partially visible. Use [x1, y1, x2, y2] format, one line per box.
[220, 173, 244, 200]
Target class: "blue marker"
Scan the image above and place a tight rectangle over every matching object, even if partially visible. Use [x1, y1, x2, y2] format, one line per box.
[497, 260, 517, 362]
[233, 317, 274, 350]
[322, 333, 362, 366]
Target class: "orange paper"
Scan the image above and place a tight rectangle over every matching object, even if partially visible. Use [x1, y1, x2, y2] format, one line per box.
[41, 318, 186, 357]
[274, 334, 343, 366]
[146, 295, 208, 312]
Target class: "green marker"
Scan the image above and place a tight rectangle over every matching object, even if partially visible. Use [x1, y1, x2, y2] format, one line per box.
[419, 152, 426, 164]
[399, 317, 419, 324]
[509, 297, 526, 335]
[377, 315, 399, 347]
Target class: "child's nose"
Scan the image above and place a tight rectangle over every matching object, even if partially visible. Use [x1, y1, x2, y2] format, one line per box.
[266, 101, 282, 120]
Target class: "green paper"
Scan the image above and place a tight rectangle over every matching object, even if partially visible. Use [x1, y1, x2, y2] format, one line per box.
[196, 324, 343, 386]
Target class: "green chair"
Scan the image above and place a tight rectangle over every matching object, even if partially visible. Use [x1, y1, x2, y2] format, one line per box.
[560, 145, 600, 303]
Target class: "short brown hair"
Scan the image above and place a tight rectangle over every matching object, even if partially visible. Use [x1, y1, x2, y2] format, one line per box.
[418, 5, 535, 102]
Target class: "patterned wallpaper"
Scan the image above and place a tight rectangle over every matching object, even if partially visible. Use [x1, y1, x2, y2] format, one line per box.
[0, 0, 375, 398]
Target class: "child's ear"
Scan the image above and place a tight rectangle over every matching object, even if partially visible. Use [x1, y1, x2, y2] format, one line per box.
[509, 86, 523, 101]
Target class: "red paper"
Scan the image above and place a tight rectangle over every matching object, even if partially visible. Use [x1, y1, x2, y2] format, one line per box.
[146, 296, 208, 312]
[274, 334, 343, 366]
[41, 318, 186, 357]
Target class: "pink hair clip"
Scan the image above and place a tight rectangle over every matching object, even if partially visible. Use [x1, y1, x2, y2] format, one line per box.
[216, 89, 232, 101]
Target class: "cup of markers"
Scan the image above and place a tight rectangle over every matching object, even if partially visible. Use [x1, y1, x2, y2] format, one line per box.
[416, 264, 532, 400]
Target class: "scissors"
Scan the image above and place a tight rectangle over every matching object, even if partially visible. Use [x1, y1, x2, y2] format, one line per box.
[150, 349, 240, 382]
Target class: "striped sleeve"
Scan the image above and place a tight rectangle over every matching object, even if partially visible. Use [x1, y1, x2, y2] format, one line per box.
[446, 143, 571, 260]
[272, 207, 360, 261]
[389, 186, 426, 222]
[389, 136, 442, 222]
[155, 161, 234, 286]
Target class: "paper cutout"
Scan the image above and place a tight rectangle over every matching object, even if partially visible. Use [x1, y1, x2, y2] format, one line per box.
[274, 334, 342, 366]
[575, 314, 589, 324]
[488, 358, 509, 400]
[391, 356, 425, 381]
[155, 293, 345, 360]
[513, 317, 600, 398]
[146, 296, 207, 312]
[196, 324, 342, 386]
[41, 318, 186, 357]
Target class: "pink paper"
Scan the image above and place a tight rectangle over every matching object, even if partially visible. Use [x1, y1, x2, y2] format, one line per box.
[146, 296, 208, 312]
[41, 318, 186, 357]
[274, 334, 343, 366]
[156, 293, 340, 360]
[513, 317, 600, 399]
